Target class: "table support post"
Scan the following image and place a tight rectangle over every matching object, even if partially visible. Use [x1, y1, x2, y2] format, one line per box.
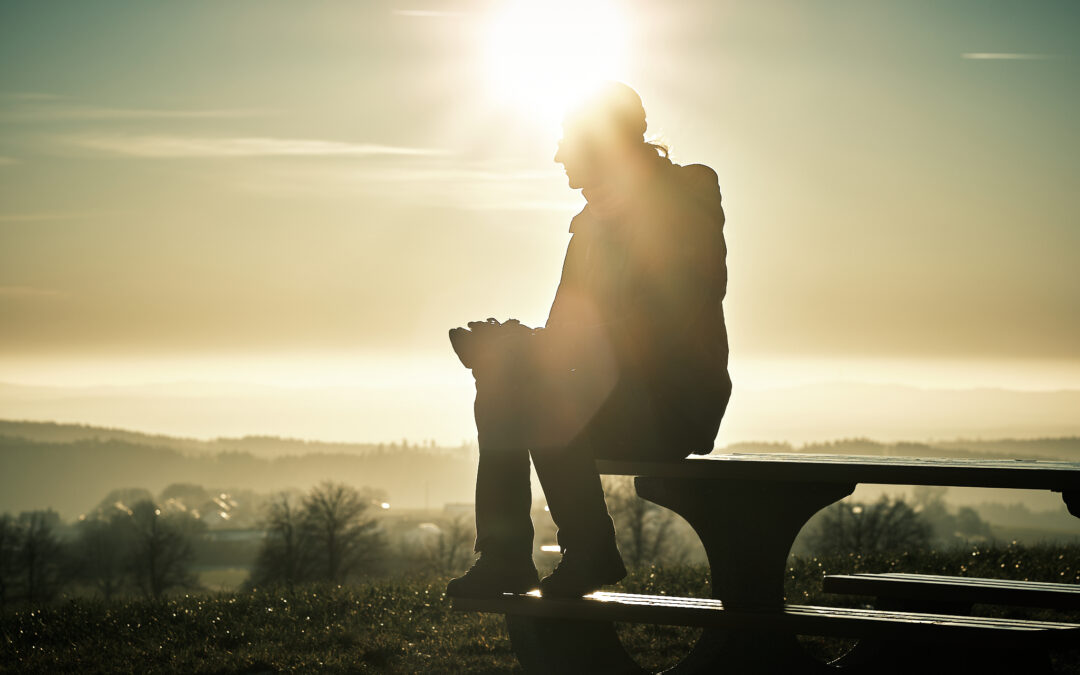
[1063, 490, 1079, 518]
[505, 614, 646, 675]
[634, 477, 855, 674]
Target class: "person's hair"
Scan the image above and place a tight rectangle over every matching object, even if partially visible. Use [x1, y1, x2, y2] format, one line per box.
[564, 82, 673, 164]
[564, 82, 646, 142]
[645, 139, 671, 161]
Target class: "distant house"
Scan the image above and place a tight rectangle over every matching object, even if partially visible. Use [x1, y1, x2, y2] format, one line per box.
[202, 528, 264, 543]
[443, 502, 473, 518]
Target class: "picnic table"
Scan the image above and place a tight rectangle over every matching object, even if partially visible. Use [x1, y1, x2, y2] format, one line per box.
[453, 453, 1080, 673]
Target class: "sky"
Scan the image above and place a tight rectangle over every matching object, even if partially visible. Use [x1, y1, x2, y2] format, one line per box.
[1, 0, 1079, 441]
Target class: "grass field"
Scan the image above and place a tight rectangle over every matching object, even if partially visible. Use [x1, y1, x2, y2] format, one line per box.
[3, 543, 1079, 673]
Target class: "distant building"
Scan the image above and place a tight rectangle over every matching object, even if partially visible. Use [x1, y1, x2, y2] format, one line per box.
[443, 502, 473, 518]
[202, 528, 265, 543]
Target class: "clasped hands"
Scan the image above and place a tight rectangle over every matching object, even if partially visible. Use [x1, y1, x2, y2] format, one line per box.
[449, 318, 540, 371]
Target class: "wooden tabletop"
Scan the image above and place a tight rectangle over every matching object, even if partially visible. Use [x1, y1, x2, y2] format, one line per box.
[596, 453, 1080, 491]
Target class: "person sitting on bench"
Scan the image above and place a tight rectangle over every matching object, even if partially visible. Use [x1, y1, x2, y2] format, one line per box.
[446, 82, 731, 599]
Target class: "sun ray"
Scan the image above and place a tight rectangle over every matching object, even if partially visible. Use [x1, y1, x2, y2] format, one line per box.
[483, 0, 631, 132]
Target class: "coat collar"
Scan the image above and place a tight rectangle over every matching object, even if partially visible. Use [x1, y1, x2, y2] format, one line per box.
[568, 155, 670, 235]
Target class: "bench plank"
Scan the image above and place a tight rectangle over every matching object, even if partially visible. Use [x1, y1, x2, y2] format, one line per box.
[452, 591, 1080, 649]
[597, 453, 1080, 491]
[824, 573, 1080, 610]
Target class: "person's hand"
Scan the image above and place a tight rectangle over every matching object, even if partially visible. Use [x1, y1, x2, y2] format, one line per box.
[449, 325, 480, 369]
[449, 318, 537, 371]
[449, 318, 502, 370]
[465, 317, 502, 341]
[493, 318, 536, 337]
[467, 318, 536, 341]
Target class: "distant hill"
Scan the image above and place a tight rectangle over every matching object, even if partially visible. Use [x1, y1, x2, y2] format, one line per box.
[2, 420, 1079, 519]
[725, 437, 1080, 461]
[0, 419, 440, 458]
[0, 421, 478, 518]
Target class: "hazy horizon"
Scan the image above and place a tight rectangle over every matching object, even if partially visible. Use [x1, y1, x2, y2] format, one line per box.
[4, 377, 1079, 448]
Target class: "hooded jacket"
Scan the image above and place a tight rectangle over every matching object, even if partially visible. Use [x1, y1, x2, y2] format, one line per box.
[543, 157, 731, 454]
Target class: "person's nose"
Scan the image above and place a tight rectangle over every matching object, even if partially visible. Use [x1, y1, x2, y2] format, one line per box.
[553, 142, 564, 165]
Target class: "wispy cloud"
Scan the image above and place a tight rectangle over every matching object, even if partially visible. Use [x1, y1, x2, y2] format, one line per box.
[3, 92, 62, 101]
[65, 135, 447, 159]
[235, 163, 583, 212]
[0, 285, 68, 299]
[0, 211, 115, 223]
[393, 9, 467, 18]
[0, 156, 18, 166]
[3, 105, 272, 123]
[961, 53, 1055, 60]
[0, 93, 272, 122]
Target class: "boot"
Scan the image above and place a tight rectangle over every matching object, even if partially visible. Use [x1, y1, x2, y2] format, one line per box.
[446, 553, 539, 598]
[539, 547, 627, 598]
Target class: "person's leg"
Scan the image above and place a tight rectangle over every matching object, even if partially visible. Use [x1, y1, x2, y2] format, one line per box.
[531, 441, 627, 597]
[473, 443, 533, 558]
[530, 443, 617, 557]
[446, 368, 539, 597]
[470, 364, 537, 556]
[529, 377, 687, 597]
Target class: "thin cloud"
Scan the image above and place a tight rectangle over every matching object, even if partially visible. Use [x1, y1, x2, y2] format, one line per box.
[466, 200, 584, 212]
[0, 156, 19, 166]
[0, 93, 273, 122]
[0, 211, 117, 223]
[961, 53, 1054, 60]
[2, 104, 273, 123]
[65, 135, 447, 159]
[235, 163, 583, 211]
[0, 286, 68, 299]
[393, 9, 467, 18]
[239, 164, 560, 188]
[2, 92, 62, 101]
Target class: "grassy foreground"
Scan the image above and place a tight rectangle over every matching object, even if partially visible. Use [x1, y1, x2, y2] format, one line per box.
[3, 543, 1079, 673]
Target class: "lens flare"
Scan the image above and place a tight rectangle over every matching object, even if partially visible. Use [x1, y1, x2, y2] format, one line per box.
[484, 0, 630, 128]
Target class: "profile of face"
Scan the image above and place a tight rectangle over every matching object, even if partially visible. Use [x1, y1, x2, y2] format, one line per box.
[554, 82, 647, 191]
[553, 128, 601, 190]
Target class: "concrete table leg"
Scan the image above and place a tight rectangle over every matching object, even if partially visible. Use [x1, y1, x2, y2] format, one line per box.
[506, 614, 647, 674]
[1063, 490, 1079, 518]
[634, 476, 856, 674]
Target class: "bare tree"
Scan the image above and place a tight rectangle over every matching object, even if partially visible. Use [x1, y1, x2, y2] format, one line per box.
[603, 477, 686, 567]
[422, 515, 474, 575]
[126, 501, 201, 599]
[807, 496, 931, 556]
[73, 513, 132, 599]
[0, 514, 18, 607]
[909, 486, 992, 546]
[250, 492, 316, 589]
[17, 510, 65, 603]
[302, 482, 383, 582]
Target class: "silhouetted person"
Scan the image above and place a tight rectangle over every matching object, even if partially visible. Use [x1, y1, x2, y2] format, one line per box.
[447, 82, 730, 598]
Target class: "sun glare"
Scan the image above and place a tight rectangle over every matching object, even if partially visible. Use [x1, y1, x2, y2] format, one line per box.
[484, 0, 630, 128]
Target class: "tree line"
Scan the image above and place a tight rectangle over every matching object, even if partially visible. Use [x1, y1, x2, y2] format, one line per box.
[0, 481, 386, 606]
[249, 483, 383, 589]
[0, 502, 200, 605]
[1, 474, 1000, 608]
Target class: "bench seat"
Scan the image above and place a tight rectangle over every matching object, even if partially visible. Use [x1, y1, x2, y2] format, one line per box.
[824, 573, 1080, 610]
[451, 591, 1080, 649]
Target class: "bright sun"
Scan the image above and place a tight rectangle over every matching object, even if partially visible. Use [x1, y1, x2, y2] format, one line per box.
[484, 0, 630, 127]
